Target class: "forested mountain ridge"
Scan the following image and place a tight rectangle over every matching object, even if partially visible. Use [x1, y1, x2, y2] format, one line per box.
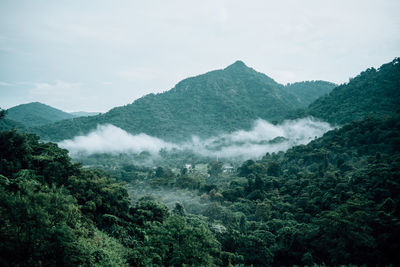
[6, 102, 76, 127]
[0, 118, 25, 132]
[26, 57, 400, 143]
[29, 61, 335, 142]
[3, 102, 101, 129]
[305, 57, 400, 124]
[283, 80, 336, 107]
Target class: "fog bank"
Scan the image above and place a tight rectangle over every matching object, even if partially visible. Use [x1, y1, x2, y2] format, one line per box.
[59, 117, 333, 160]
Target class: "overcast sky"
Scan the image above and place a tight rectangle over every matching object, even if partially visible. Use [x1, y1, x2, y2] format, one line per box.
[1, 0, 399, 112]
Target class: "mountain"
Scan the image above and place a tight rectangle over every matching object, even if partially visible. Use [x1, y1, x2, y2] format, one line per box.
[306, 58, 400, 124]
[283, 80, 336, 107]
[30, 61, 334, 142]
[0, 118, 26, 132]
[70, 111, 101, 117]
[6, 102, 75, 127]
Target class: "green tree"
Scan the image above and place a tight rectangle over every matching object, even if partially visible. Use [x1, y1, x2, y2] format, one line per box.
[208, 161, 223, 177]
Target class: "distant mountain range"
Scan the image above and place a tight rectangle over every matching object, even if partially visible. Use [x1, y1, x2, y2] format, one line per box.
[0, 102, 100, 131]
[2, 58, 399, 142]
[25, 61, 335, 141]
[6, 102, 75, 127]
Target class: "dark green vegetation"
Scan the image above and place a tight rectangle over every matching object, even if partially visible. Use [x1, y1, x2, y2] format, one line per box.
[0, 130, 222, 266]
[29, 61, 335, 142]
[0, 118, 26, 132]
[283, 80, 335, 107]
[0, 107, 26, 132]
[2, 111, 398, 266]
[6, 102, 76, 127]
[123, 112, 400, 266]
[0, 108, 5, 119]
[306, 58, 400, 124]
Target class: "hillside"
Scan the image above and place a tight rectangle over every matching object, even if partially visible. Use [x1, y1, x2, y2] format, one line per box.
[121, 112, 400, 266]
[283, 80, 336, 107]
[222, 112, 400, 265]
[30, 61, 334, 142]
[0, 118, 25, 132]
[306, 58, 400, 124]
[6, 102, 75, 127]
[0, 108, 25, 131]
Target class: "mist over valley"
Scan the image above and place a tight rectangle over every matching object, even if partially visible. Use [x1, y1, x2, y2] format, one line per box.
[59, 117, 333, 162]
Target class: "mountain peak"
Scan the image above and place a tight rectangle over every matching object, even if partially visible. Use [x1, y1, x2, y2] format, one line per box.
[224, 60, 249, 71]
[7, 102, 75, 128]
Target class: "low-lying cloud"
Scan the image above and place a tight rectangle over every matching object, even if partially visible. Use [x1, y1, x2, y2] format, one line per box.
[59, 124, 177, 155]
[59, 117, 333, 160]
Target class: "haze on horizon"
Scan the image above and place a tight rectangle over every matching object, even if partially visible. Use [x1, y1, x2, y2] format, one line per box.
[1, 0, 399, 112]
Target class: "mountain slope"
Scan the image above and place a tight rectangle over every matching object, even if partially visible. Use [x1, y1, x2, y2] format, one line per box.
[0, 118, 26, 132]
[307, 58, 400, 124]
[283, 80, 336, 107]
[6, 102, 75, 127]
[227, 112, 400, 265]
[31, 61, 334, 142]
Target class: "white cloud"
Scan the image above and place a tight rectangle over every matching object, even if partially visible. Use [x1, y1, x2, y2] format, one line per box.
[59, 124, 178, 155]
[59, 117, 333, 160]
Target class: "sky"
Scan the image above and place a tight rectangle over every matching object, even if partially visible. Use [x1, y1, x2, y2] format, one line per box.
[1, 0, 399, 112]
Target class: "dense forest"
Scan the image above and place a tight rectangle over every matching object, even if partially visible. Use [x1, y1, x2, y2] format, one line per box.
[1, 58, 399, 266]
[84, 112, 400, 266]
[1, 110, 399, 266]
[0, 128, 222, 266]
[0, 117, 26, 132]
[305, 58, 400, 124]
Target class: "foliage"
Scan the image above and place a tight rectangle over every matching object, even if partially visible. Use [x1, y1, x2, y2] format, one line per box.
[214, 112, 400, 266]
[120, 112, 400, 266]
[0, 130, 224, 266]
[283, 80, 336, 107]
[0, 107, 25, 132]
[0, 108, 6, 119]
[306, 57, 400, 124]
[138, 214, 220, 266]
